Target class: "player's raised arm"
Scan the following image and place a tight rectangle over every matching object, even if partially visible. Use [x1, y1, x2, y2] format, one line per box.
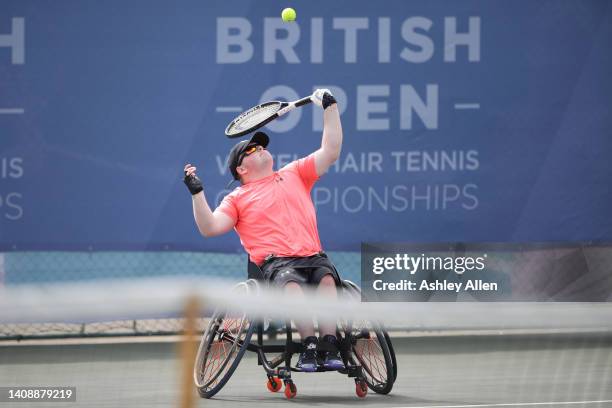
[183, 163, 236, 237]
[311, 89, 343, 177]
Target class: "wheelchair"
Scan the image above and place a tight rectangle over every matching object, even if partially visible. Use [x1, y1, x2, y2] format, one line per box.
[193, 261, 397, 399]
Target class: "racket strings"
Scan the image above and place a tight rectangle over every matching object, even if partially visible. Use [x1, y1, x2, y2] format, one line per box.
[227, 103, 280, 135]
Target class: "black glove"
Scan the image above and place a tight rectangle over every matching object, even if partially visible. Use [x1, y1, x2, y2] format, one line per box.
[322, 92, 337, 110]
[311, 89, 337, 110]
[183, 171, 203, 195]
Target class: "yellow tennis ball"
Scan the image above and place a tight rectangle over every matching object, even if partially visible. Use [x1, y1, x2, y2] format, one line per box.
[281, 8, 296, 22]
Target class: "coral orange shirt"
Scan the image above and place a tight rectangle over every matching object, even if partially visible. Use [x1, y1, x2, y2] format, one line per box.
[217, 154, 322, 265]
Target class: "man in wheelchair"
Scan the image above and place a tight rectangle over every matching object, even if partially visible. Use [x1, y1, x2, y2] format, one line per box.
[183, 89, 344, 372]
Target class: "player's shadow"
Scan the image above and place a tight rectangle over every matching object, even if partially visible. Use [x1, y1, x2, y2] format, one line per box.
[212, 393, 447, 406]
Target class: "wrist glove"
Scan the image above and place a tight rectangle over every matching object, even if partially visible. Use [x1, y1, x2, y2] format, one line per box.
[311, 88, 337, 110]
[183, 171, 203, 195]
[322, 92, 337, 110]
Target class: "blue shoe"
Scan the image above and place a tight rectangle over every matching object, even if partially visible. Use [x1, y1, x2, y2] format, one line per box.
[296, 336, 318, 372]
[322, 335, 345, 370]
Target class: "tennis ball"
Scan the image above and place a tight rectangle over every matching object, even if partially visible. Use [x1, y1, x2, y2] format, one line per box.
[281, 8, 296, 22]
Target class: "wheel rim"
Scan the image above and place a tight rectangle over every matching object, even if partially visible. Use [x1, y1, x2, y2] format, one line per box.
[341, 281, 393, 393]
[195, 311, 249, 390]
[194, 283, 251, 391]
[351, 320, 390, 392]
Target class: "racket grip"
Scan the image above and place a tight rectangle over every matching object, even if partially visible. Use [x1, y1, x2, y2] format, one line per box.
[295, 96, 313, 107]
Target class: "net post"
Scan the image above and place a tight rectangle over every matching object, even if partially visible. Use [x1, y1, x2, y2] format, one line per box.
[179, 294, 200, 408]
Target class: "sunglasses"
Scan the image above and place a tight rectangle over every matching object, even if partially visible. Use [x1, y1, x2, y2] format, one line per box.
[238, 144, 263, 166]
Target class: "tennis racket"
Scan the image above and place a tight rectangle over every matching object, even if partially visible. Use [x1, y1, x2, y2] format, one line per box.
[224, 96, 313, 138]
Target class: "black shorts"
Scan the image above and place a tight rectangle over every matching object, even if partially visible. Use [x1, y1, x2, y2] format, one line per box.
[260, 252, 342, 288]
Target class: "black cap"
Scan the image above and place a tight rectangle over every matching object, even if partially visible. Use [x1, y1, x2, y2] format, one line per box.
[228, 131, 270, 181]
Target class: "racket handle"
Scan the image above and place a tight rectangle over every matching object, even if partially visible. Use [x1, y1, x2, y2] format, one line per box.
[295, 96, 313, 107]
[278, 96, 312, 116]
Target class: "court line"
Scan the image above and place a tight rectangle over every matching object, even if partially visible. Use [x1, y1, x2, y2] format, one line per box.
[215, 106, 243, 113]
[0, 108, 25, 114]
[391, 399, 612, 408]
[454, 103, 480, 109]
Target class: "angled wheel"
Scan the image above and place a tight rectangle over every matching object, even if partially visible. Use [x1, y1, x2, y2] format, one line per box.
[341, 280, 395, 395]
[349, 319, 394, 394]
[194, 281, 256, 398]
[384, 330, 398, 382]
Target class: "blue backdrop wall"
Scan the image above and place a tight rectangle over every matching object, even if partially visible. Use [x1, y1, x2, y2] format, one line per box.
[1, 0, 611, 252]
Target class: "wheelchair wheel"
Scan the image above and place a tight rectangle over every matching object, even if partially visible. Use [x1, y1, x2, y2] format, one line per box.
[194, 281, 256, 399]
[342, 280, 397, 381]
[350, 319, 394, 394]
[384, 330, 398, 382]
[341, 280, 396, 394]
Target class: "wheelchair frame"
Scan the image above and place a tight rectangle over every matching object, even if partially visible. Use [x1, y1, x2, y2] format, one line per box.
[194, 261, 397, 399]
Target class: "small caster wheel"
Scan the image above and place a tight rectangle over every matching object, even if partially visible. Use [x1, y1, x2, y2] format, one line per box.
[267, 376, 282, 392]
[284, 381, 297, 399]
[355, 380, 368, 398]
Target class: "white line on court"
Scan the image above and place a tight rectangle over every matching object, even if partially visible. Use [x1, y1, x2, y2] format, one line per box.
[215, 106, 243, 113]
[391, 399, 612, 408]
[454, 103, 480, 109]
[0, 108, 25, 114]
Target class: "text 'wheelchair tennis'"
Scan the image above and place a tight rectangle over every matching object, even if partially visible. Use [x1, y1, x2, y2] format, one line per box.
[193, 274, 397, 400]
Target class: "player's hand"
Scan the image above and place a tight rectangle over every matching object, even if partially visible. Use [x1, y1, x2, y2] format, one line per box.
[311, 89, 336, 110]
[183, 163, 203, 195]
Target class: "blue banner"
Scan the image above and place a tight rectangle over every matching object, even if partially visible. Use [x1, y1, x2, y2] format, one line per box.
[1, 0, 611, 251]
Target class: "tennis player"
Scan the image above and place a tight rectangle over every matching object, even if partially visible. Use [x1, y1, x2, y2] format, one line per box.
[183, 89, 343, 372]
